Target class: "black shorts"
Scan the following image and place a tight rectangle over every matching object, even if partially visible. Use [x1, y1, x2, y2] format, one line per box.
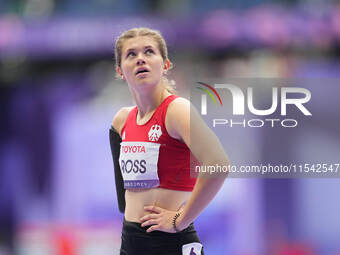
[120, 219, 204, 255]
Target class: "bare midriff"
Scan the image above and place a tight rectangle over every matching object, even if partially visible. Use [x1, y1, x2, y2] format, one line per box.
[124, 188, 191, 222]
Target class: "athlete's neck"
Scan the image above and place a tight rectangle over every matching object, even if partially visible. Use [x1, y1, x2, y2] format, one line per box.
[132, 85, 170, 119]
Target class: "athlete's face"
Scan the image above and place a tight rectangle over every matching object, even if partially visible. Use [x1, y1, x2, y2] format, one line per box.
[117, 36, 169, 89]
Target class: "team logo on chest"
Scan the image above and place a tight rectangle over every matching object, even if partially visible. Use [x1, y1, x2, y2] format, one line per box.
[148, 124, 162, 141]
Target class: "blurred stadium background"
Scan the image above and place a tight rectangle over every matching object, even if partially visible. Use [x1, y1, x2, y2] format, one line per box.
[1, 0, 340, 254]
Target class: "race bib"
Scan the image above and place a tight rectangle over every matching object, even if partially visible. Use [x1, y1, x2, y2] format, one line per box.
[182, 242, 203, 255]
[119, 141, 160, 189]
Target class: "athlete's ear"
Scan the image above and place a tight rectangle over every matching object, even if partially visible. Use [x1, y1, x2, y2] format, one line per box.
[163, 59, 171, 74]
[116, 66, 125, 80]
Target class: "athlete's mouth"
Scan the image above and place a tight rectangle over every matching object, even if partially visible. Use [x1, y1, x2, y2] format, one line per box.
[135, 67, 150, 75]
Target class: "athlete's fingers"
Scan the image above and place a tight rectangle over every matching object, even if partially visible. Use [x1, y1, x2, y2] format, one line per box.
[141, 219, 159, 227]
[140, 213, 158, 222]
[144, 205, 163, 214]
[146, 224, 161, 233]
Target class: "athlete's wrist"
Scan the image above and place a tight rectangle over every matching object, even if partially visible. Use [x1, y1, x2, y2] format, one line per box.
[172, 212, 181, 232]
[173, 211, 190, 232]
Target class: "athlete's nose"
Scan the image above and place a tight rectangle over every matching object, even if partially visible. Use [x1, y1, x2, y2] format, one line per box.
[136, 54, 146, 65]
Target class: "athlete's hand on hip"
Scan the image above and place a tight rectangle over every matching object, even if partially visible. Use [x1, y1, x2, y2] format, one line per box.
[140, 205, 186, 233]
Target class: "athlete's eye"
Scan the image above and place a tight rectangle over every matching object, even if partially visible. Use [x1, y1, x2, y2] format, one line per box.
[126, 51, 136, 58]
[145, 48, 154, 54]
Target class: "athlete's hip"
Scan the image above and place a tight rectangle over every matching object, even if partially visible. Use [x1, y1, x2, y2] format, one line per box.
[120, 219, 204, 255]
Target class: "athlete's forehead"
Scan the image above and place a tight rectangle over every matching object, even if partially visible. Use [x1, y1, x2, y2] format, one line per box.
[122, 36, 159, 53]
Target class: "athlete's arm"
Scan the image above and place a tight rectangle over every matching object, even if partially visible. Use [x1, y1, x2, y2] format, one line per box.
[140, 97, 229, 232]
[112, 107, 134, 136]
[167, 98, 229, 231]
[110, 107, 133, 213]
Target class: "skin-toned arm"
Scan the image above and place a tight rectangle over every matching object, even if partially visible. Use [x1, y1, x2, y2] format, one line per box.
[112, 106, 134, 135]
[140, 97, 229, 233]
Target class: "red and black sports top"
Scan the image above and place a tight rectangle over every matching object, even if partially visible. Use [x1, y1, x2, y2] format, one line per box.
[119, 95, 197, 191]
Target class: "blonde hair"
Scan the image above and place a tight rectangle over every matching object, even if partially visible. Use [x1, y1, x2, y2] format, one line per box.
[114, 27, 175, 94]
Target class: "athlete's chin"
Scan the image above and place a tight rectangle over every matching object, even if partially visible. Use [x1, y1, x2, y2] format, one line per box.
[134, 79, 159, 89]
[136, 77, 151, 83]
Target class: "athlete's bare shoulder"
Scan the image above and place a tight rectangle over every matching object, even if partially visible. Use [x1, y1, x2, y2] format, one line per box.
[112, 106, 135, 136]
[167, 96, 192, 119]
[165, 96, 191, 141]
[171, 96, 190, 106]
[167, 96, 191, 112]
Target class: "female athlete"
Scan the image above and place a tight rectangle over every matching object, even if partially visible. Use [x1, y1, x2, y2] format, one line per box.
[110, 27, 229, 255]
